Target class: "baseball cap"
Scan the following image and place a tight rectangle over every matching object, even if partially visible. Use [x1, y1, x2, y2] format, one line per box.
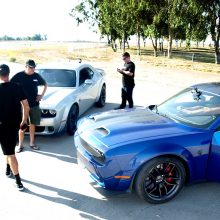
[26, 59, 36, 68]
[0, 64, 10, 76]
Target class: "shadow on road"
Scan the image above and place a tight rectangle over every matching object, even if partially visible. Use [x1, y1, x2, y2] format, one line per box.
[22, 178, 141, 220]
[21, 178, 220, 220]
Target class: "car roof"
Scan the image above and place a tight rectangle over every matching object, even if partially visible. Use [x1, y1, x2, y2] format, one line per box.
[36, 60, 90, 70]
[190, 82, 220, 96]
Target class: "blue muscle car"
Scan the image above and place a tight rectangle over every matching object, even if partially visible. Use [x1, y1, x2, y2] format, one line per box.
[74, 83, 220, 203]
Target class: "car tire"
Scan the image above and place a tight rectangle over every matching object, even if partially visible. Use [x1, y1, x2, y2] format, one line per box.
[135, 157, 186, 204]
[96, 84, 106, 107]
[66, 104, 79, 136]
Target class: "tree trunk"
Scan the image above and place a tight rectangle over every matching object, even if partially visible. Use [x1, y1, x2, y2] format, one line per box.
[123, 33, 126, 52]
[160, 39, 164, 52]
[137, 32, 141, 55]
[150, 37, 158, 57]
[119, 40, 122, 50]
[126, 40, 130, 49]
[167, 27, 172, 58]
[214, 40, 220, 64]
[107, 36, 111, 46]
[111, 40, 117, 52]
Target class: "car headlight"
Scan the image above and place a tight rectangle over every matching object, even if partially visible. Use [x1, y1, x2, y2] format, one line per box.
[42, 109, 48, 114]
[41, 109, 57, 118]
[49, 110, 56, 115]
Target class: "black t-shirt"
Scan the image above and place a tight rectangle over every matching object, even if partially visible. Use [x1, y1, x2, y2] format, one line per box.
[0, 82, 26, 128]
[11, 71, 46, 107]
[122, 61, 135, 87]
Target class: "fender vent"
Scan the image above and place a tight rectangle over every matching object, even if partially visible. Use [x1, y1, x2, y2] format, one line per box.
[89, 116, 96, 121]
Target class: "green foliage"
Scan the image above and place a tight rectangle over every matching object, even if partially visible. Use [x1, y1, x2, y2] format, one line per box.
[9, 57, 16, 62]
[70, 0, 220, 62]
[0, 34, 46, 41]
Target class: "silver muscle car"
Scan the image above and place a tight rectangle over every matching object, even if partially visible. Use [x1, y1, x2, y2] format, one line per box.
[36, 61, 106, 135]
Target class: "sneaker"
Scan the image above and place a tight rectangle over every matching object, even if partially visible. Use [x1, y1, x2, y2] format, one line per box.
[30, 145, 40, 150]
[16, 146, 24, 153]
[6, 168, 11, 178]
[114, 106, 125, 110]
[15, 182, 24, 191]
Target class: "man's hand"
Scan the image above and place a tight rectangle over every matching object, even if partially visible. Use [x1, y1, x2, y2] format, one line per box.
[36, 95, 43, 102]
[20, 121, 28, 131]
[117, 68, 123, 74]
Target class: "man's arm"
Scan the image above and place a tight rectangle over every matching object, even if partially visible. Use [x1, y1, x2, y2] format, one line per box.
[119, 69, 134, 76]
[36, 83, 48, 102]
[20, 99, 30, 127]
[117, 62, 135, 76]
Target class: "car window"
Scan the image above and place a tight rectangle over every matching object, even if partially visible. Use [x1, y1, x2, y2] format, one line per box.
[37, 69, 76, 87]
[157, 88, 220, 128]
[79, 68, 94, 86]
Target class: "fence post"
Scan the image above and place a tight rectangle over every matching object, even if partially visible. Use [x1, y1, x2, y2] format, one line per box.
[192, 53, 195, 62]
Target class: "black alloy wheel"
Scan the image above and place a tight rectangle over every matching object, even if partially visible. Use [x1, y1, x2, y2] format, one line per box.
[67, 104, 79, 136]
[135, 157, 186, 204]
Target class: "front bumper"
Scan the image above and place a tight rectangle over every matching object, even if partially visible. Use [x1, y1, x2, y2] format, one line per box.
[34, 116, 66, 135]
[74, 132, 132, 191]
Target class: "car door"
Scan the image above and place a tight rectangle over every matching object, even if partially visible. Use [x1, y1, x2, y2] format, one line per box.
[207, 128, 220, 181]
[77, 67, 96, 115]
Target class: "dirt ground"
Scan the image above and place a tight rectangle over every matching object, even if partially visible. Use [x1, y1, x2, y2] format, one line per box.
[1, 43, 220, 220]
[0, 41, 219, 104]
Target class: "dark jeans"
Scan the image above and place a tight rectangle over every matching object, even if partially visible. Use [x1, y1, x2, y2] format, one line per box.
[120, 86, 134, 108]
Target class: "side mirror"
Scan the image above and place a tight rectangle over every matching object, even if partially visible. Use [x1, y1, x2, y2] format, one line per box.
[148, 105, 157, 110]
[84, 79, 93, 85]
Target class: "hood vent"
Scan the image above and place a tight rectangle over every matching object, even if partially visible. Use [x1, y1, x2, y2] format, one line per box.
[96, 127, 109, 136]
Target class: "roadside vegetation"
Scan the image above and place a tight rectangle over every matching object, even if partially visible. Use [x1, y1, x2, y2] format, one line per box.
[0, 41, 219, 74]
[70, 0, 220, 64]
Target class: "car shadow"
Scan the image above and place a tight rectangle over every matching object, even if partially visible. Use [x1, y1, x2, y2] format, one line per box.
[22, 133, 78, 164]
[21, 178, 142, 220]
[21, 178, 220, 220]
[82, 102, 143, 117]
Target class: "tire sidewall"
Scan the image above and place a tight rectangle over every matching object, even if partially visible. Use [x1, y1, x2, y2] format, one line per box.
[96, 85, 106, 107]
[67, 105, 79, 135]
[135, 157, 186, 204]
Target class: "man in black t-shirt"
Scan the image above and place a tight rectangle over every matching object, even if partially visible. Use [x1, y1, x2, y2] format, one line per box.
[116, 52, 135, 109]
[0, 64, 29, 190]
[11, 59, 47, 152]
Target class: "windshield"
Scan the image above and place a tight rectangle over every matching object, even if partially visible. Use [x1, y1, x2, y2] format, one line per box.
[37, 69, 76, 87]
[156, 88, 220, 128]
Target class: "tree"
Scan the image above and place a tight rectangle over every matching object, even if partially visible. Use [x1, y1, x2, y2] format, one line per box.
[204, 0, 220, 64]
[189, 0, 220, 63]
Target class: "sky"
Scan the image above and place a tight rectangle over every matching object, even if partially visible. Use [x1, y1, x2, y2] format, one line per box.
[0, 0, 101, 41]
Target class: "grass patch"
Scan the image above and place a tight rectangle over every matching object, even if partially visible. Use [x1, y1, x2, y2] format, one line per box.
[0, 41, 219, 74]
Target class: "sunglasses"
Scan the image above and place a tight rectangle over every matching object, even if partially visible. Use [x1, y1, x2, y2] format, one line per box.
[27, 66, 35, 69]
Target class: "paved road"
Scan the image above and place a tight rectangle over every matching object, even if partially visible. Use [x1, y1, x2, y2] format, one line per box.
[1, 74, 220, 220]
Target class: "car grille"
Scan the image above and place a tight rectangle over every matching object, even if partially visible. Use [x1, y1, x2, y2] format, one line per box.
[79, 137, 105, 165]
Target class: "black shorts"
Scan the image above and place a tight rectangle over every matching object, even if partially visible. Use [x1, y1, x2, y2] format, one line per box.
[0, 124, 18, 155]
